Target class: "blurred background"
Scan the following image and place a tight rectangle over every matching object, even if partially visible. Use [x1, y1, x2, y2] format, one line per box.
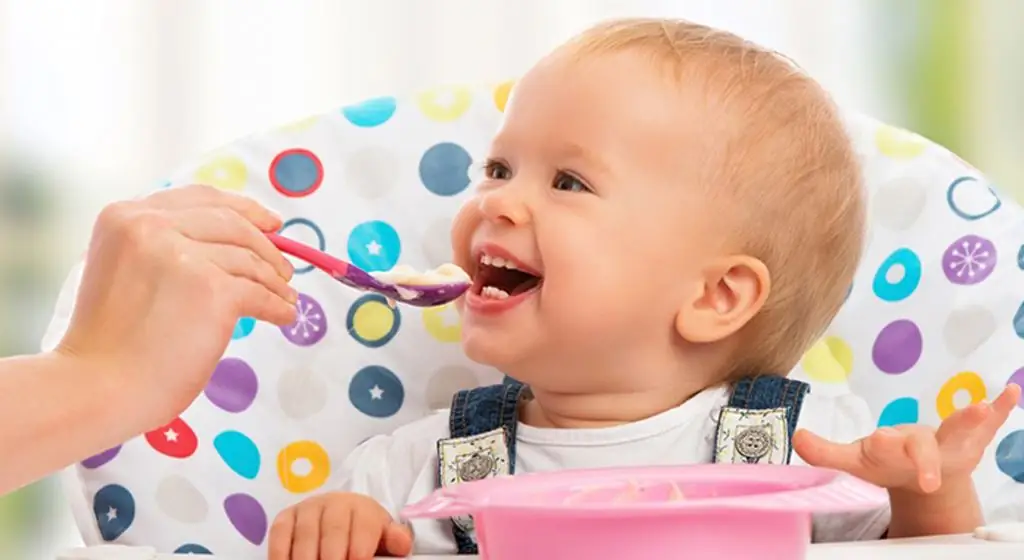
[0, 0, 1021, 557]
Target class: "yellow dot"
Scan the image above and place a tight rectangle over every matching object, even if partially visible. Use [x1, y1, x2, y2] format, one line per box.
[351, 300, 395, 342]
[276, 115, 320, 133]
[277, 440, 331, 494]
[423, 303, 461, 343]
[493, 80, 514, 113]
[417, 85, 472, 122]
[936, 371, 987, 420]
[875, 125, 928, 159]
[194, 156, 248, 191]
[800, 336, 854, 383]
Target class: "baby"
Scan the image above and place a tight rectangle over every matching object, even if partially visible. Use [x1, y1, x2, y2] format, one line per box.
[267, 18, 1019, 559]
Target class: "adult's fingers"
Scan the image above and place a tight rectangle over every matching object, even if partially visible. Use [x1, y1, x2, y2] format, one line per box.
[267, 507, 297, 560]
[290, 503, 324, 560]
[319, 499, 355, 560]
[173, 207, 293, 281]
[230, 277, 297, 326]
[146, 184, 282, 232]
[380, 522, 414, 557]
[202, 243, 296, 304]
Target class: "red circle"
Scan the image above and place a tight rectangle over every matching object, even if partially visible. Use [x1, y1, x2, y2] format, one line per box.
[269, 148, 324, 198]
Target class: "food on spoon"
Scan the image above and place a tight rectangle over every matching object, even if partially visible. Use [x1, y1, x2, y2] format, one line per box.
[371, 263, 471, 286]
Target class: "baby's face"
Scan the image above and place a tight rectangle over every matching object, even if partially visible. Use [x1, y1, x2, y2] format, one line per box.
[451, 51, 725, 390]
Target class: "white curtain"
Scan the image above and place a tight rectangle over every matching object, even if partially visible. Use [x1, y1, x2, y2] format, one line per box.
[3, 0, 881, 255]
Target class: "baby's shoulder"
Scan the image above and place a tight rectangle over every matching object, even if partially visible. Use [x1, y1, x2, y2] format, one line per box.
[373, 409, 452, 458]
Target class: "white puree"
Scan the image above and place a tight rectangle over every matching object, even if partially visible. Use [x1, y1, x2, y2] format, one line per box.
[370, 263, 470, 286]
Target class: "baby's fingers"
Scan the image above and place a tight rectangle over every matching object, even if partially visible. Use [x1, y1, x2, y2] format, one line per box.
[793, 429, 864, 473]
[267, 507, 296, 560]
[991, 384, 1022, 424]
[903, 430, 941, 493]
[380, 522, 414, 557]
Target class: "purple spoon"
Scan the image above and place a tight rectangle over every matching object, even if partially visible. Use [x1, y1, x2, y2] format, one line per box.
[266, 233, 471, 307]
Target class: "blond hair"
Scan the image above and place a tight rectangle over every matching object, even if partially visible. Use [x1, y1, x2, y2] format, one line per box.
[560, 18, 865, 377]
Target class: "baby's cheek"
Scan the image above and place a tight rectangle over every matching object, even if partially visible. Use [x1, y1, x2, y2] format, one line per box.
[449, 200, 481, 257]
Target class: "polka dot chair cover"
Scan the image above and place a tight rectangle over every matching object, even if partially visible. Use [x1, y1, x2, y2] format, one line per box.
[39, 82, 1024, 557]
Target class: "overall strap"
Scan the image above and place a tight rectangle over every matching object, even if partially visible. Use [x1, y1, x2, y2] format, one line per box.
[444, 380, 527, 554]
[714, 375, 810, 465]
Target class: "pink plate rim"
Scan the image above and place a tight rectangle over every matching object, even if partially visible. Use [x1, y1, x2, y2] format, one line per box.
[402, 464, 887, 519]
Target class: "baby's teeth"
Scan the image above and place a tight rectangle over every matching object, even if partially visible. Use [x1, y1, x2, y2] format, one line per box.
[480, 254, 492, 266]
[481, 286, 510, 299]
[491, 257, 506, 268]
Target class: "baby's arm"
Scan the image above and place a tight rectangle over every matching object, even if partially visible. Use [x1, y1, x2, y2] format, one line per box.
[796, 384, 1020, 539]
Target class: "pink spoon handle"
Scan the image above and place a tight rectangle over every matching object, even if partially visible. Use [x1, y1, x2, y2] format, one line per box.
[266, 233, 349, 277]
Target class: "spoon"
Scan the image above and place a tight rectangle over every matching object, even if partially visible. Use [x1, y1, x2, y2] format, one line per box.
[266, 233, 471, 307]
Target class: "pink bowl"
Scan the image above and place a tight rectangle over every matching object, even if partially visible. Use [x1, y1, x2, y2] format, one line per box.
[402, 464, 886, 560]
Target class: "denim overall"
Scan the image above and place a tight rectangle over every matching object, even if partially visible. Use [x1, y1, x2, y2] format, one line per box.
[440, 375, 810, 554]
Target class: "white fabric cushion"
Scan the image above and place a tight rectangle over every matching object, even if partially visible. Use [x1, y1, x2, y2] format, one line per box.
[40, 83, 1024, 557]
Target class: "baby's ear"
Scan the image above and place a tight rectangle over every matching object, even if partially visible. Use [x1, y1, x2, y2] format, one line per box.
[674, 256, 770, 343]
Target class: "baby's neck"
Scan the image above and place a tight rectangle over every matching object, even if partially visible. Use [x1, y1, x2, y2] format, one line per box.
[520, 384, 704, 429]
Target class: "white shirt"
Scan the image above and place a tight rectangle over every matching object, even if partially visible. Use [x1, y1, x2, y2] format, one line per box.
[339, 385, 891, 554]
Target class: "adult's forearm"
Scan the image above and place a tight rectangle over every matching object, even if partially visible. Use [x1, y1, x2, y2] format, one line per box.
[0, 352, 131, 495]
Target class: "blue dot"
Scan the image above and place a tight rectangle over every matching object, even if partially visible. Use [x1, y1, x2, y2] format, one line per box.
[93, 484, 136, 541]
[342, 96, 397, 127]
[996, 430, 1024, 483]
[175, 543, 213, 555]
[1017, 245, 1023, 270]
[160, 180, 172, 189]
[278, 218, 326, 275]
[1015, 301, 1024, 339]
[419, 142, 473, 196]
[349, 365, 405, 418]
[232, 317, 256, 340]
[270, 149, 323, 197]
[213, 430, 261, 480]
[872, 248, 922, 302]
[877, 397, 918, 427]
[347, 220, 401, 272]
[346, 294, 402, 348]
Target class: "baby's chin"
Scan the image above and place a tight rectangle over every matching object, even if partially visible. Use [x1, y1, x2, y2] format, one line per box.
[460, 334, 525, 372]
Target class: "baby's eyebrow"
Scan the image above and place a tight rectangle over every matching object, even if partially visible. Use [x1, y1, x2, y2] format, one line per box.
[556, 141, 611, 175]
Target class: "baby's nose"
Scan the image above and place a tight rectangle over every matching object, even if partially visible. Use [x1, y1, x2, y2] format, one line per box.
[479, 187, 531, 226]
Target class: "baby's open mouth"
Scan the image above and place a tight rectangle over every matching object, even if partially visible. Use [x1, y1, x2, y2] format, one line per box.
[473, 254, 542, 300]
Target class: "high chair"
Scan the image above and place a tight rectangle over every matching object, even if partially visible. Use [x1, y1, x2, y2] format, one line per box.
[41, 82, 1024, 559]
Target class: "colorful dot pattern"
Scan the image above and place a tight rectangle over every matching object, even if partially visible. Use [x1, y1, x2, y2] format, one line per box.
[59, 89, 1024, 555]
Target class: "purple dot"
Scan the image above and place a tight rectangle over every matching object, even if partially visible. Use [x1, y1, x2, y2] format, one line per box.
[81, 445, 121, 469]
[1010, 368, 1024, 411]
[872, 319, 923, 374]
[224, 493, 267, 546]
[280, 293, 328, 346]
[942, 234, 997, 285]
[204, 358, 258, 413]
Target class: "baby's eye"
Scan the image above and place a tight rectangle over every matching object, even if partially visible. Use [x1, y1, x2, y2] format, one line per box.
[552, 171, 591, 193]
[484, 160, 512, 181]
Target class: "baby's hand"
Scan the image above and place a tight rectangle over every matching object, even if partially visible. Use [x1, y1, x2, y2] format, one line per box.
[268, 492, 412, 560]
[793, 384, 1020, 493]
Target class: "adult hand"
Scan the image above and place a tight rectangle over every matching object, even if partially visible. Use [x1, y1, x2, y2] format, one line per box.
[56, 185, 297, 430]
